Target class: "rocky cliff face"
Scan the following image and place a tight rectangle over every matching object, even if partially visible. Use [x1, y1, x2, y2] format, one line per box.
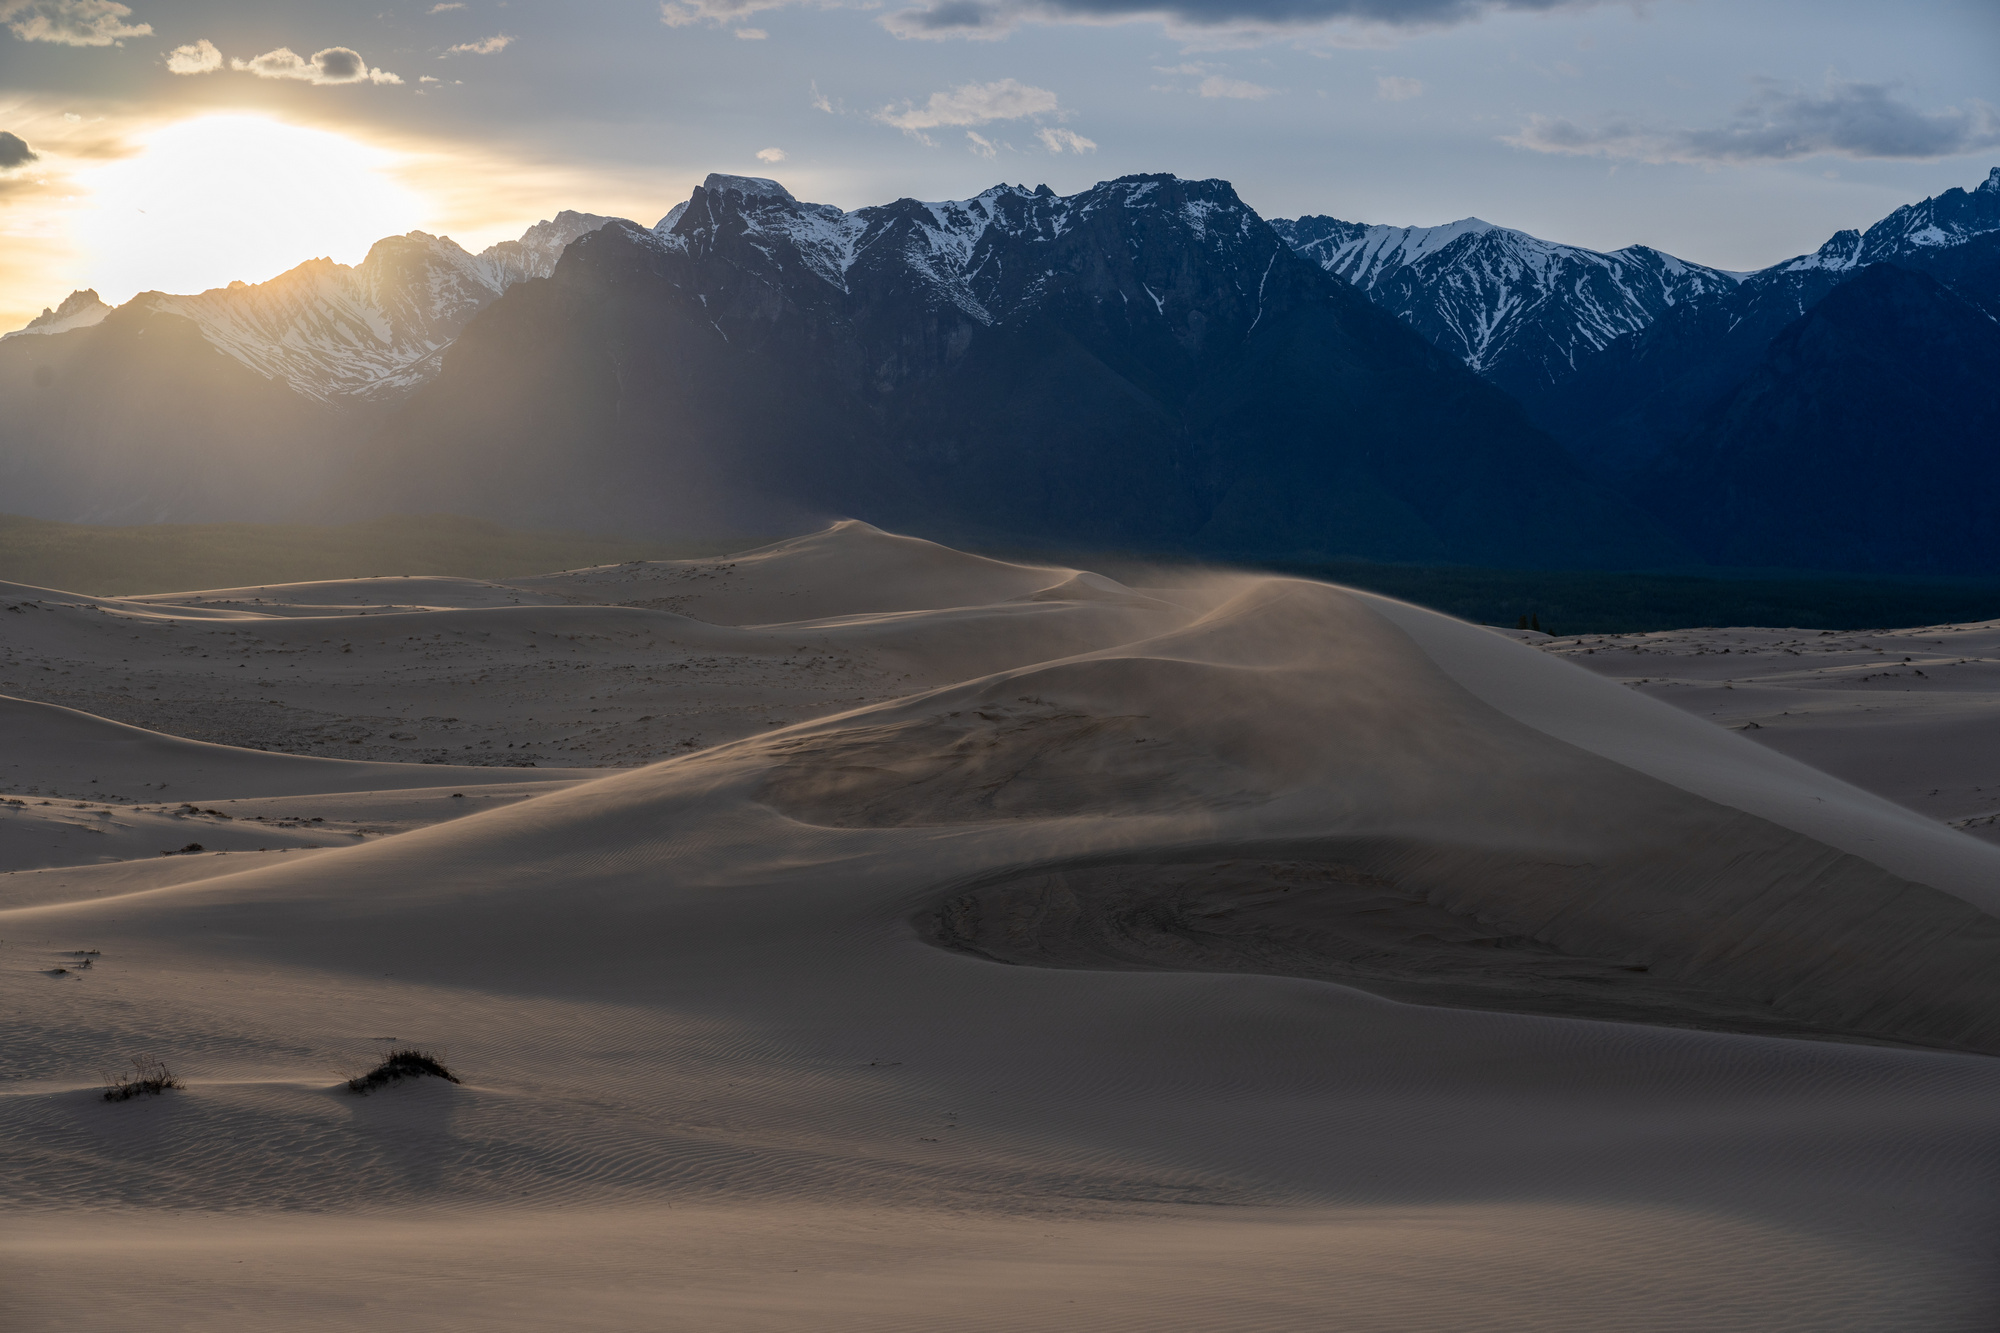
[352, 173, 1674, 567]
[1270, 215, 1745, 399]
[128, 211, 614, 407]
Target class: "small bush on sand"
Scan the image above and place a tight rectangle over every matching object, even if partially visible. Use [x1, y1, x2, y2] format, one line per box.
[347, 1048, 460, 1095]
[103, 1054, 182, 1102]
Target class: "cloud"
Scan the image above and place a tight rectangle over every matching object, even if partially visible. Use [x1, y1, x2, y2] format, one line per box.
[164, 37, 221, 74]
[1507, 80, 2000, 164]
[1, 0, 149, 45]
[0, 131, 37, 169]
[445, 32, 512, 54]
[880, 0, 1018, 40]
[810, 81, 834, 112]
[878, 0, 1586, 42]
[876, 78, 1060, 131]
[660, 0, 795, 29]
[1376, 74, 1421, 100]
[428, 2, 466, 10]
[966, 130, 998, 158]
[1036, 125, 1096, 153]
[755, 146, 786, 162]
[735, 26, 767, 36]
[233, 46, 403, 85]
[1199, 74, 1274, 98]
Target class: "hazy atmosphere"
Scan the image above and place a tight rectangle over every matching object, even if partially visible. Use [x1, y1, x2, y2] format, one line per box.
[1, 0, 1997, 323]
[5, 2, 2000, 1330]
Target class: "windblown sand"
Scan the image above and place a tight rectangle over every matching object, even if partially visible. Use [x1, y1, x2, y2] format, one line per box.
[3, 523, 1996, 1331]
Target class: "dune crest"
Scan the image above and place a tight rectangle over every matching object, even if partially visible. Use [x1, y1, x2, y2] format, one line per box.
[4, 521, 1998, 1329]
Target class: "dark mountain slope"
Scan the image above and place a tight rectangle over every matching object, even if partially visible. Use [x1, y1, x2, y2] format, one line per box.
[1522, 266, 1849, 481]
[1527, 168, 2000, 481]
[1640, 264, 2000, 575]
[359, 174, 1677, 567]
[1271, 214, 1743, 400]
[0, 303, 342, 524]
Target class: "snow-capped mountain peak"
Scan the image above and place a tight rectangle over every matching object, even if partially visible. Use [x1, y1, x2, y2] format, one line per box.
[1275, 216, 1500, 288]
[1781, 168, 2000, 274]
[33, 212, 614, 407]
[648, 171, 1272, 330]
[4, 288, 111, 339]
[1271, 211, 1744, 397]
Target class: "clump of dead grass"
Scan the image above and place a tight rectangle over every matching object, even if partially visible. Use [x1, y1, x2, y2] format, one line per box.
[347, 1048, 460, 1095]
[103, 1054, 182, 1102]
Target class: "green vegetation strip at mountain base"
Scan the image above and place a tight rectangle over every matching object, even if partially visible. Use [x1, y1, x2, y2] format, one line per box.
[0, 514, 746, 597]
[9, 513, 1999, 634]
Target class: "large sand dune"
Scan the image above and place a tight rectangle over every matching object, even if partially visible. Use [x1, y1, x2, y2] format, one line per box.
[3, 522, 1996, 1330]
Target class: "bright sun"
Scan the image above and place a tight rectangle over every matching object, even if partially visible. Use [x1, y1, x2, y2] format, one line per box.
[72, 114, 426, 304]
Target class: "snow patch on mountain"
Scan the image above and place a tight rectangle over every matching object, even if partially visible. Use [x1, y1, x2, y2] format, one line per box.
[1780, 167, 2000, 274]
[656, 171, 1261, 331]
[73, 212, 613, 407]
[4, 289, 110, 340]
[1271, 213, 1746, 394]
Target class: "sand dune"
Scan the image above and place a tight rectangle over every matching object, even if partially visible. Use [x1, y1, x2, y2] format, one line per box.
[1540, 621, 2000, 846]
[3, 522, 1996, 1330]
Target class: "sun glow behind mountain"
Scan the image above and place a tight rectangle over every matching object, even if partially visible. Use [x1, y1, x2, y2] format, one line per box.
[71, 115, 426, 305]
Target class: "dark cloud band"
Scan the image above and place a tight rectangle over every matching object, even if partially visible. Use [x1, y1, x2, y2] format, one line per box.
[1510, 80, 2000, 164]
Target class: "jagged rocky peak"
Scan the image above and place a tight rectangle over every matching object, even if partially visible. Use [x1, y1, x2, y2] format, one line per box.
[1783, 164, 2000, 273]
[521, 209, 615, 245]
[639, 170, 1275, 317]
[88, 210, 619, 407]
[1267, 199, 1754, 396]
[6, 288, 110, 338]
[702, 173, 797, 204]
[45, 289, 103, 321]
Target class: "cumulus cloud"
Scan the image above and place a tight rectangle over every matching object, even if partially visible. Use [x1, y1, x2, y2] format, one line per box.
[876, 77, 1060, 131]
[1036, 125, 1096, 153]
[233, 46, 404, 85]
[1, 0, 149, 45]
[0, 131, 37, 168]
[445, 33, 512, 55]
[755, 146, 786, 162]
[164, 37, 221, 74]
[1376, 74, 1421, 100]
[1199, 74, 1274, 98]
[880, 0, 1584, 42]
[1508, 80, 2000, 164]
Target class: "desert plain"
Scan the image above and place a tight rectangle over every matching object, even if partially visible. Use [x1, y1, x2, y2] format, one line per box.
[2, 521, 1996, 1330]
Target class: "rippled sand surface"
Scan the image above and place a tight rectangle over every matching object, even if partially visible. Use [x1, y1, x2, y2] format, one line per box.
[4, 522, 1996, 1330]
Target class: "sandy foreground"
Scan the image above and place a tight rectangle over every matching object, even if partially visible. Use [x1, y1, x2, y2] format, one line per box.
[2, 522, 1996, 1331]
[1535, 622, 2000, 845]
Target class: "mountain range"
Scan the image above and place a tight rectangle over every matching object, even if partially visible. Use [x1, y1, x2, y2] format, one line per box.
[357, 173, 1669, 567]
[1268, 214, 1746, 400]
[2, 166, 1996, 573]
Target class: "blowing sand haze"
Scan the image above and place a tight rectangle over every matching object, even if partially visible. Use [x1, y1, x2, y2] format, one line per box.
[2, 522, 1996, 1330]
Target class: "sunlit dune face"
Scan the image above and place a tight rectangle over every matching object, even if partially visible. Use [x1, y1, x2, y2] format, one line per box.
[71, 115, 425, 303]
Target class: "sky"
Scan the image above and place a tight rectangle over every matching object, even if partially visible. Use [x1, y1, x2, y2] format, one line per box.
[0, 0, 1995, 329]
